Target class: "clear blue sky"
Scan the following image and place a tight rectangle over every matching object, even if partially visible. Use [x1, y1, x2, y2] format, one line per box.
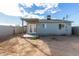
[0, 3, 79, 26]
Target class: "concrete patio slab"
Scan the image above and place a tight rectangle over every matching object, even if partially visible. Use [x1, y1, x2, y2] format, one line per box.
[23, 34, 38, 38]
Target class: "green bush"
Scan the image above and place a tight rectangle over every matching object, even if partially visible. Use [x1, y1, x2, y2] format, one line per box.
[31, 37, 39, 40]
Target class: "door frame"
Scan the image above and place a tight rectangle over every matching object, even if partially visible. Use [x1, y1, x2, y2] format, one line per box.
[28, 24, 36, 34]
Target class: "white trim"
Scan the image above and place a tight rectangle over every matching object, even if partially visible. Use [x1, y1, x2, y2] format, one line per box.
[28, 24, 36, 34]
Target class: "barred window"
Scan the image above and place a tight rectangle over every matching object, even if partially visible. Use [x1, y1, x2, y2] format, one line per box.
[59, 24, 64, 29]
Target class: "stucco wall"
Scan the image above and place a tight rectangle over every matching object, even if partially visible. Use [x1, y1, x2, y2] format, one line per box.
[36, 23, 72, 35]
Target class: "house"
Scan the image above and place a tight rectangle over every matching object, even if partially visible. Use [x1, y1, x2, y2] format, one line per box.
[21, 16, 72, 36]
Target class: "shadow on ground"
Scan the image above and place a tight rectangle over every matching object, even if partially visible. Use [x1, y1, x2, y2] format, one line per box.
[0, 34, 79, 56]
[0, 35, 15, 42]
[21, 36, 65, 56]
[37, 35, 79, 56]
[21, 35, 79, 56]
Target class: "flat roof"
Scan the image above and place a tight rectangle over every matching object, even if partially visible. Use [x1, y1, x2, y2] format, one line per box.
[21, 18, 72, 23]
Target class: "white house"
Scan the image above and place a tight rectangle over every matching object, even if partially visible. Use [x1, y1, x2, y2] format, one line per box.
[21, 17, 72, 36]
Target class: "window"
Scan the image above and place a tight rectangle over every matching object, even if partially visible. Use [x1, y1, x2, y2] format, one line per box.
[30, 24, 32, 32]
[43, 24, 47, 29]
[29, 24, 36, 33]
[59, 24, 64, 30]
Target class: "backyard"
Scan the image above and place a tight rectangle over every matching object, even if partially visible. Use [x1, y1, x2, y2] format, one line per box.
[0, 35, 79, 56]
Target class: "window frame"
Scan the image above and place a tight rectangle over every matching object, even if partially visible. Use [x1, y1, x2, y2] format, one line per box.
[59, 24, 64, 30]
[43, 23, 47, 29]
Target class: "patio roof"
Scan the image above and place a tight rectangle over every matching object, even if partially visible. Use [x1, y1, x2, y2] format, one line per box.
[21, 18, 39, 23]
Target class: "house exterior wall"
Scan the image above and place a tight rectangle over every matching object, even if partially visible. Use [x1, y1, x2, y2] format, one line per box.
[36, 22, 72, 35]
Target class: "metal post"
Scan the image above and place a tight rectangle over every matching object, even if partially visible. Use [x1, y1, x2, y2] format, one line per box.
[22, 19, 24, 34]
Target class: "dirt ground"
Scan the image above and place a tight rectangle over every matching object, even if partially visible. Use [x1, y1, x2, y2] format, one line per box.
[0, 35, 79, 56]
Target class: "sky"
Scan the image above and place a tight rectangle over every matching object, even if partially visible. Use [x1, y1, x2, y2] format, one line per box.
[0, 0, 79, 26]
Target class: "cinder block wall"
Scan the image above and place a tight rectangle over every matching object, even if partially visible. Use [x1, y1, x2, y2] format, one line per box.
[0, 25, 27, 37]
[0, 25, 13, 37]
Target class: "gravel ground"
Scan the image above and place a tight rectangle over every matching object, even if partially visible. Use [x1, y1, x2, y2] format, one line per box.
[0, 35, 79, 56]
